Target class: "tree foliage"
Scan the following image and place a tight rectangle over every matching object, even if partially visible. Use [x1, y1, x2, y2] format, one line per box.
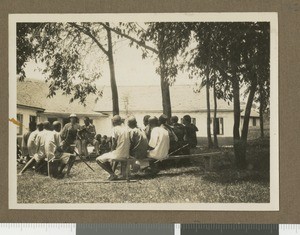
[17, 22, 117, 108]
[180, 22, 270, 166]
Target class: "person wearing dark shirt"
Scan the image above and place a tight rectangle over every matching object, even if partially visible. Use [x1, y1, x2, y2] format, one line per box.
[183, 115, 198, 148]
[128, 116, 148, 160]
[143, 115, 151, 141]
[170, 115, 189, 155]
[170, 116, 186, 142]
[99, 135, 111, 154]
[60, 114, 81, 153]
[159, 114, 178, 154]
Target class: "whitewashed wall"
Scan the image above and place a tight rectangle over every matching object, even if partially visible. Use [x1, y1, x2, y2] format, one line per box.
[93, 110, 235, 138]
[16, 107, 37, 136]
[17, 107, 236, 138]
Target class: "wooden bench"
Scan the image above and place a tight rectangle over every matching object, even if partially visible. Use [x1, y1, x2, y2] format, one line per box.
[113, 150, 226, 180]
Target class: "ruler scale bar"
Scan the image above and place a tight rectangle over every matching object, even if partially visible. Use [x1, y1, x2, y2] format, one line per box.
[76, 224, 174, 235]
[0, 224, 299, 234]
[181, 224, 279, 235]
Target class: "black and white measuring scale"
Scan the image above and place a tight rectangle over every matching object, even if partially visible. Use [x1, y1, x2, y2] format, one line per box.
[0, 224, 299, 235]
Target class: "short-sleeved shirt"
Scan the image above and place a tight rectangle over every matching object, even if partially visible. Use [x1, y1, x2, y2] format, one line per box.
[35, 130, 53, 160]
[185, 123, 198, 148]
[111, 125, 131, 159]
[148, 126, 170, 160]
[129, 127, 148, 159]
[44, 130, 62, 160]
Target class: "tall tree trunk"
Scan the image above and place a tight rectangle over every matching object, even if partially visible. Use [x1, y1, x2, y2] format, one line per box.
[232, 78, 241, 141]
[158, 29, 172, 120]
[259, 88, 265, 139]
[238, 78, 258, 168]
[241, 79, 258, 141]
[213, 80, 219, 148]
[160, 72, 172, 120]
[206, 66, 214, 149]
[106, 24, 119, 116]
[231, 75, 244, 168]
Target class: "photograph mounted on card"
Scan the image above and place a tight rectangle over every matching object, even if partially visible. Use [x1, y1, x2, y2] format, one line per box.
[9, 12, 278, 210]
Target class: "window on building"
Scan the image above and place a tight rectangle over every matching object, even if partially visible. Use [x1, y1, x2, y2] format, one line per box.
[17, 114, 23, 135]
[210, 117, 224, 135]
[191, 118, 196, 126]
[29, 115, 36, 124]
[253, 117, 257, 127]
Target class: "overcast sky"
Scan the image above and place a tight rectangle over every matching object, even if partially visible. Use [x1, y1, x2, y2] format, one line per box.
[24, 35, 198, 87]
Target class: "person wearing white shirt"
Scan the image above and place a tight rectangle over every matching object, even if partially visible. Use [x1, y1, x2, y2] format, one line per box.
[96, 115, 130, 181]
[148, 116, 170, 160]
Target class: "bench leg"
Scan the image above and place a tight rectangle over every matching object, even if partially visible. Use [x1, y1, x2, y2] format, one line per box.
[119, 161, 131, 181]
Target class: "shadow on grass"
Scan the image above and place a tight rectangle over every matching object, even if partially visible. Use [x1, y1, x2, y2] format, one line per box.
[201, 168, 270, 185]
[132, 167, 205, 180]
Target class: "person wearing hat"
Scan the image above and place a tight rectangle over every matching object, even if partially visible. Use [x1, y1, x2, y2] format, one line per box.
[96, 115, 131, 181]
[60, 114, 81, 153]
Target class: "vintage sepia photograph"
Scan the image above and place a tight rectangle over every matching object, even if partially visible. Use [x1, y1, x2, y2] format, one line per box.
[9, 13, 278, 210]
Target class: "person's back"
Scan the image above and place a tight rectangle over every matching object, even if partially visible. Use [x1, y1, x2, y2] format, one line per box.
[36, 129, 52, 159]
[127, 116, 149, 160]
[44, 130, 56, 160]
[148, 125, 170, 160]
[172, 123, 186, 142]
[28, 122, 44, 158]
[170, 116, 185, 142]
[112, 125, 131, 159]
[185, 123, 198, 148]
[53, 130, 61, 147]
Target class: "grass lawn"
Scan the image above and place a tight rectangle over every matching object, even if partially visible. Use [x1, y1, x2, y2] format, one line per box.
[17, 144, 270, 204]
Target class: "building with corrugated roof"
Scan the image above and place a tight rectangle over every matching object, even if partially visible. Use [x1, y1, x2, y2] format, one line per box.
[17, 79, 264, 146]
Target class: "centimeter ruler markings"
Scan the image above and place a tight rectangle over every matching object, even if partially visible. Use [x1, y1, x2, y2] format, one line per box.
[0, 224, 299, 234]
[0, 223, 76, 235]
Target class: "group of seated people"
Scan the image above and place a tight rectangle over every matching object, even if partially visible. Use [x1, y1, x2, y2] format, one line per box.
[18, 113, 199, 180]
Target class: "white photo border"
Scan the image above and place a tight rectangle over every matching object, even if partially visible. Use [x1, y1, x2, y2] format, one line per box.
[9, 12, 279, 211]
